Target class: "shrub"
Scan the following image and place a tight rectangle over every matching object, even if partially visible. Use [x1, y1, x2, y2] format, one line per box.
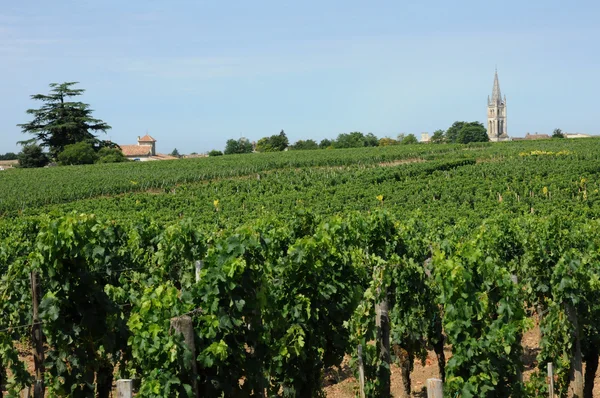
[58, 142, 98, 165]
[97, 147, 128, 163]
[18, 144, 49, 168]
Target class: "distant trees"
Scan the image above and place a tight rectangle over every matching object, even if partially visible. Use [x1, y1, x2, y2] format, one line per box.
[0, 152, 18, 161]
[442, 121, 489, 144]
[445, 122, 466, 143]
[291, 139, 319, 150]
[208, 150, 223, 156]
[218, 123, 494, 155]
[552, 128, 564, 138]
[170, 148, 181, 157]
[456, 123, 488, 144]
[18, 144, 49, 168]
[255, 130, 289, 152]
[431, 129, 446, 144]
[378, 137, 399, 146]
[224, 138, 253, 155]
[17, 82, 112, 159]
[335, 132, 371, 148]
[319, 139, 333, 149]
[401, 134, 419, 145]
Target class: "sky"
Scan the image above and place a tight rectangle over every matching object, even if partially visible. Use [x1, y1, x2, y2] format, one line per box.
[1, 0, 599, 154]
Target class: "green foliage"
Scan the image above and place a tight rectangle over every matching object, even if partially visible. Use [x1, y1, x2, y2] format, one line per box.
[401, 134, 419, 145]
[96, 147, 128, 163]
[334, 132, 379, 148]
[457, 123, 489, 144]
[433, 226, 527, 397]
[446, 121, 488, 144]
[319, 138, 333, 149]
[17, 82, 111, 159]
[291, 139, 319, 150]
[255, 130, 289, 152]
[430, 129, 446, 143]
[224, 138, 253, 155]
[553, 128, 565, 138]
[18, 144, 49, 168]
[378, 137, 399, 146]
[0, 152, 18, 160]
[58, 141, 98, 165]
[208, 150, 223, 156]
[445, 122, 466, 143]
[5, 138, 600, 397]
[170, 148, 181, 157]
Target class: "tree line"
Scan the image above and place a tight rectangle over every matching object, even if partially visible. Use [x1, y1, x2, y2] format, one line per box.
[212, 122, 490, 156]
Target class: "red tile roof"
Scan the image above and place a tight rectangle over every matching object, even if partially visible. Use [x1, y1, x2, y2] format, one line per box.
[138, 134, 157, 142]
[120, 145, 152, 157]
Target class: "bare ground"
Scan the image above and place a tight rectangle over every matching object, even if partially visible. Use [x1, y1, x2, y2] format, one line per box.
[324, 319, 600, 397]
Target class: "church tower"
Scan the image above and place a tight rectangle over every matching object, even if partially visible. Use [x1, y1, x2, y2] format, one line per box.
[487, 70, 509, 141]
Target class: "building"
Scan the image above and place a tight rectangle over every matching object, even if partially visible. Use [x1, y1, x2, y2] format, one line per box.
[565, 133, 592, 139]
[420, 132, 430, 143]
[119, 134, 178, 161]
[522, 133, 551, 140]
[487, 70, 509, 142]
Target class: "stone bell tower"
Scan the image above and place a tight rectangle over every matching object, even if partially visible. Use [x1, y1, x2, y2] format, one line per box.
[487, 69, 509, 141]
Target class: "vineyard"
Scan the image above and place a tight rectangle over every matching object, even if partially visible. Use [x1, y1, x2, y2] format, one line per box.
[2, 138, 600, 397]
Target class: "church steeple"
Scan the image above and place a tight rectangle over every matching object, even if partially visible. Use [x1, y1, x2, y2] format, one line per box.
[487, 69, 508, 141]
[489, 69, 504, 106]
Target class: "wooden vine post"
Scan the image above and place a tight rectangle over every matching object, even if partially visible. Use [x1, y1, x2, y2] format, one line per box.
[170, 315, 199, 398]
[426, 378, 443, 398]
[375, 266, 390, 397]
[548, 362, 554, 398]
[357, 345, 366, 398]
[30, 272, 45, 398]
[116, 379, 133, 398]
[566, 304, 583, 397]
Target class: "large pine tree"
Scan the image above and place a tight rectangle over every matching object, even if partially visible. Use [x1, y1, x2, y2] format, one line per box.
[17, 82, 112, 159]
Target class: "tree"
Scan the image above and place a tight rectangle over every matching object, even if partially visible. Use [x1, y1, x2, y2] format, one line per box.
[364, 133, 379, 147]
[378, 137, 399, 146]
[552, 128, 564, 138]
[170, 148, 181, 157]
[457, 122, 489, 144]
[17, 82, 111, 159]
[0, 152, 18, 160]
[291, 140, 319, 150]
[270, 130, 289, 151]
[255, 137, 272, 153]
[402, 134, 419, 145]
[18, 144, 49, 168]
[431, 129, 446, 144]
[224, 138, 253, 155]
[255, 130, 289, 152]
[58, 142, 98, 165]
[208, 150, 223, 156]
[319, 139, 333, 149]
[445, 122, 466, 143]
[97, 147, 128, 163]
[335, 132, 366, 148]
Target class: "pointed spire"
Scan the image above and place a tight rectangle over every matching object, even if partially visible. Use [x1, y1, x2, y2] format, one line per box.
[491, 69, 502, 105]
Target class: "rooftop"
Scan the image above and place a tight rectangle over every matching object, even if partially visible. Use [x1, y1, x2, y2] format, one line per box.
[120, 145, 153, 157]
[138, 134, 157, 142]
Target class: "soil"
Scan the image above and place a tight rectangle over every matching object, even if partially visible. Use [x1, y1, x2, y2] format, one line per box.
[8, 317, 600, 396]
[324, 319, 600, 397]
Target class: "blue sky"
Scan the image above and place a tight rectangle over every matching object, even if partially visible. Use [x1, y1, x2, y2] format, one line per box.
[1, 0, 598, 154]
